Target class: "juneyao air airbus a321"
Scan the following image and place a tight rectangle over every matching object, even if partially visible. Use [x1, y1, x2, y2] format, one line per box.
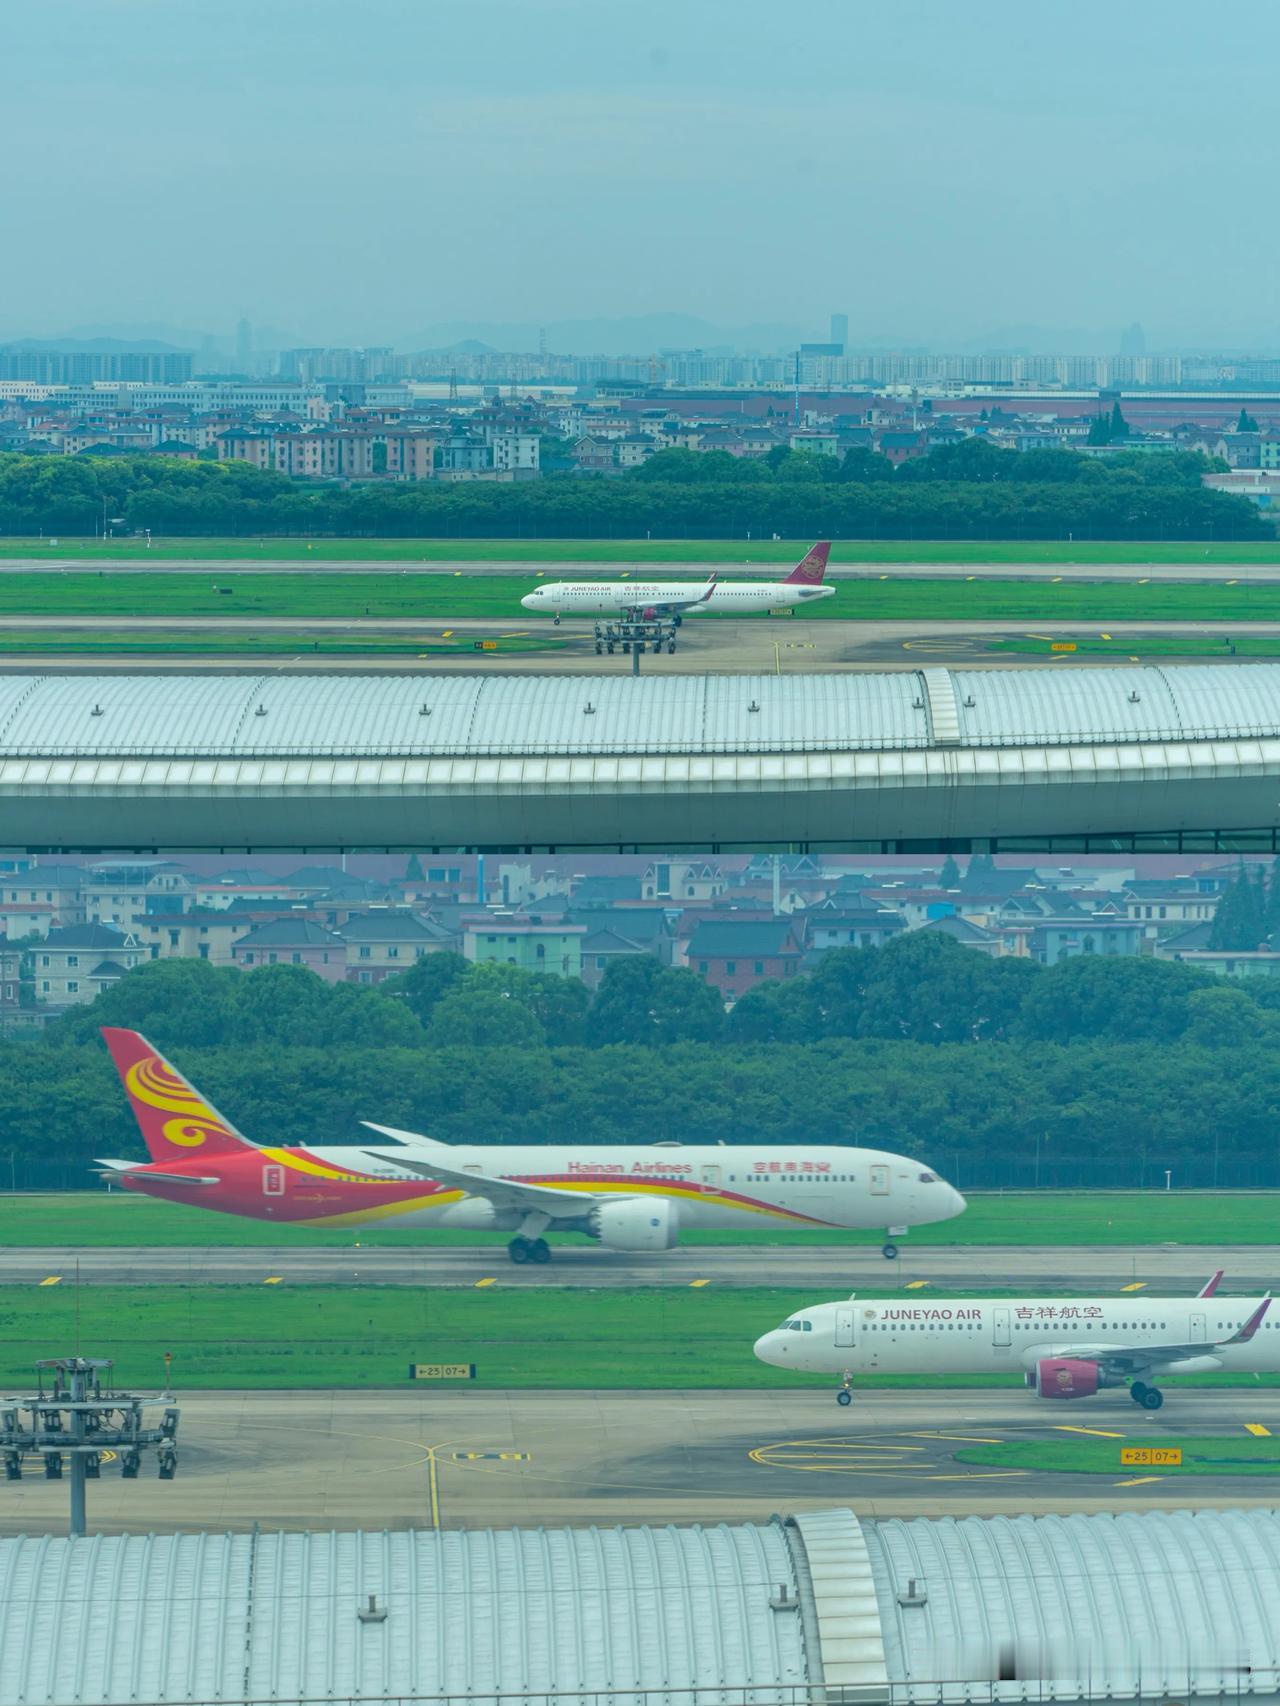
[519, 541, 836, 624]
[753, 1272, 1274, 1411]
[97, 1027, 965, 1264]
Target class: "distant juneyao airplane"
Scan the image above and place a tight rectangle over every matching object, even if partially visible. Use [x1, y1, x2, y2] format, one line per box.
[520, 541, 836, 624]
[753, 1274, 1273, 1410]
[98, 1028, 965, 1265]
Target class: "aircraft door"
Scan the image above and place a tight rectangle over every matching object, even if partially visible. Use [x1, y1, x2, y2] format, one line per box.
[701, 1165, 721, 1189]
[870, 1165, 890, 1196]
[992, 1308, 1011, 1348]
[1190, 1311, 1207, 1343]
[262, 1163, 285, 1197]
[834, 1307, 855, 1349]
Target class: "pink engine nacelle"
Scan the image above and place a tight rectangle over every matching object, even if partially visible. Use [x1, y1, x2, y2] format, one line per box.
[1031, 1357, 1101, 1399]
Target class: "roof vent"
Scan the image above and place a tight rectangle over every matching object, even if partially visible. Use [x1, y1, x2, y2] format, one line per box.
[357, 1592, 388, 1624]
[583, 702, 596, 715]
[90, 703, 104, 718]
[419, 703, 431, 716]
[912, 696, 925, 709]
[1128, 690, 1141, 704]
[254, 703, 268, 717]
[769, 1584, 798, 1612]
[963, 694, 976, 708]
[748, 700, 761, 713]
[897, 1578, 928, 1608]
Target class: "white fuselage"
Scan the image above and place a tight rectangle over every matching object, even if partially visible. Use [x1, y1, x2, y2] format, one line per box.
[754, 1295, 1277, 1378]
[520, 580, 835, 618]
[283, 1141, 963, 1233]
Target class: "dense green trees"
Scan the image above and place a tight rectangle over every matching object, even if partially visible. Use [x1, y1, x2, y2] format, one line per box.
[0, 441, 1265, 541]
[8, 936, 1280, 1190]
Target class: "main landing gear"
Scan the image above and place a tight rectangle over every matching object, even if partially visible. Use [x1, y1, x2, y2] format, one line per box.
[1130, 1380, 1164, 1411]
[508, 1236, 551, 1265]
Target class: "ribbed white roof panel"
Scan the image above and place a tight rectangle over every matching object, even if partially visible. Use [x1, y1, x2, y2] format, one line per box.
[0, 1522, 807, 1706]
[3, 667, 1280, 761]
[865, 1509, 1280, 1702]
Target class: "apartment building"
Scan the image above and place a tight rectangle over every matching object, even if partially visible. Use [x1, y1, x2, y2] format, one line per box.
[33, 924, 143, 1007]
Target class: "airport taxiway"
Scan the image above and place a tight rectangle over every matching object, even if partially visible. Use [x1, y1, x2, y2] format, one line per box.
[2, 1387, 1276, 1537]
[6, 1244, 1274, 1291]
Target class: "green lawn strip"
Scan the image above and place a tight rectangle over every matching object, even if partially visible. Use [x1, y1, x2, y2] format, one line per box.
[9, 539, 1280, 567]
[0, 631, 564, 656]
[0, 572, 1277, 623]
[5, 1190, 1277, 1248]
[2, 1286, 1276, 1391]
[987, 636, 1280, 659]
[955, 1436, 1280, 1476]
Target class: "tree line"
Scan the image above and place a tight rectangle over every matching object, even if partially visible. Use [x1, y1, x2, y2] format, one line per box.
[0, 443, 1266, 541]
[7, 937, 1280, 1191]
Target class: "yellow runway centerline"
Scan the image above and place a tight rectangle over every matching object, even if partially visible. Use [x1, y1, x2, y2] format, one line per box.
[1055, 1426, 1126, 1438]
[1245, 1423, 1272, 1437]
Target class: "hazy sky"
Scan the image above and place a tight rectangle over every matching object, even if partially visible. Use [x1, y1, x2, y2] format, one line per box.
[6, 0, 1280, 351]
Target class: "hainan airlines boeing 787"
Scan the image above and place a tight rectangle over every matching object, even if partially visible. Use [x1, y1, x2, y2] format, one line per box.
[754, 1273, 1273, 1411]
[520, 541, 836, 624]
[97, 1028, 965, 1264]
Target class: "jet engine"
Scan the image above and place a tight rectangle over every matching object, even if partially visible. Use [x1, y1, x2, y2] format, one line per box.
[435, 1197, 501, 1231]
[591, 1196, 679, 1251]
[1032, 1357, 1101, 1399]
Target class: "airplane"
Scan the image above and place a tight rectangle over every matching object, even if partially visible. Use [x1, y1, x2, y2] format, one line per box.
[96, 1026, 966, 1264]
[752, 1271, 1275, 1411]
[519, 541, 836, 625]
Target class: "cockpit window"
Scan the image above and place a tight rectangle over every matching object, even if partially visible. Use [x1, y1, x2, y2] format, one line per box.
[919, 1171, 938, 1183]
[802, 1320, 813, 1332]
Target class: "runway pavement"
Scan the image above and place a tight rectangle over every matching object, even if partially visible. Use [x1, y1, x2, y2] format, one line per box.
[6, 1243, 1275, 1291]
[2, 1387, 1276, 1537]
[1, 615, 1275, 674]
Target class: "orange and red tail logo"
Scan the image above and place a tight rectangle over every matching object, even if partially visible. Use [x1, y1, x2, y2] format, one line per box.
[785, 541, 831, 586]
[102, 1027, 252, 1160]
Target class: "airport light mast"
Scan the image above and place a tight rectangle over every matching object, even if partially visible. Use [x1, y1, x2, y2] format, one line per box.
[1, 1356, 180, 1538]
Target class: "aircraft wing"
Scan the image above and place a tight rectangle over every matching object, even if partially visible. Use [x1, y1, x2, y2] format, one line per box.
[1034, 1297, 1271, 1376]
[363, 1125, 597, 1220]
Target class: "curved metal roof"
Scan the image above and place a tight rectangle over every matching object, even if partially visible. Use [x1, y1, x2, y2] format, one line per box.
[5, 1508, 1280, 1706]
[11, 664, 1277, 759]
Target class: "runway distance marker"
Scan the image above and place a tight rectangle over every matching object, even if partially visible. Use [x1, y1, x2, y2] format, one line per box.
[1056, 1426, 1125, 1438]
[1245, 1423, 1272, 1436]
[38, 1276, 61, 1286]
[410, 1363, 476, 1380]
[1121, 1447, 1182, 1467]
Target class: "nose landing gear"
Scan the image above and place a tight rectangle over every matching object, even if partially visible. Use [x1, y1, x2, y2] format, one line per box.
[881, 1243, 900, 1260]
[836, 1374, 853, 1406]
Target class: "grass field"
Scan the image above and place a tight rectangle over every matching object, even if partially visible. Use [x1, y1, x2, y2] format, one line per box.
[9, 538, 1280, 566]
[2, 1285, 1277, 1392]
[9, 1190, 1277, 1249]
[0, 629, 564, 656]
[956, 1436, 1280, 1476]
[2, 572, 1280, 625]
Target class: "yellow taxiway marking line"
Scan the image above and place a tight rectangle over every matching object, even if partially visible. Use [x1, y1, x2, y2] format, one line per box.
[263, 1276, 283, 1285]
[1245, 1422, 1272, 1436]
[1026, 632, 1056, 641]
[1101, 631, 1112, 639]
[905, 1279, 930, 1289]
[441, 629, 453, 637]
[1121, 1281, 1147, 1291]
[965, 575, 975, 581]
[904, 1432, 1006, 1443]
[1115, 1476, 1163, 1487]
[1227, 578, 1239, 585]
[1055, 1426, 1126, 1438]
[1051, 576, 1062, 582]
[38, 1275, 62, 1286]
[427, 1447, 442, 1528]
[474, 1277, 497, 1288]
[1138, 576, 1150, 583]
[689, 1278, 711, 1288]
[500, 632, 529, 638]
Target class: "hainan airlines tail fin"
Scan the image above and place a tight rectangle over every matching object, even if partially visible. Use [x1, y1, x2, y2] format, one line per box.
[101, 1027, 255, 1162]
[784, 541, 831, 585]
